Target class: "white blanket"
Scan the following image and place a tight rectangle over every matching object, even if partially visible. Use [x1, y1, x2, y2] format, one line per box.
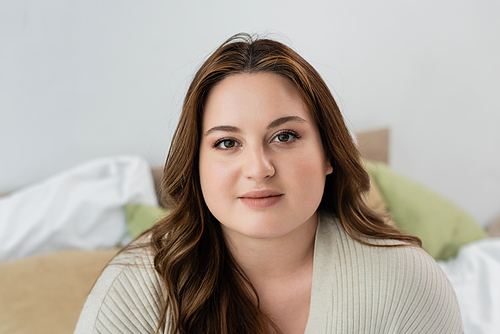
[0, 156, 157, 262]
[439, 238, 500, 334]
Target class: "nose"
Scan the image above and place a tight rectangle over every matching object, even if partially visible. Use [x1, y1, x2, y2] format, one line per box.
[243, 145, 275, 182]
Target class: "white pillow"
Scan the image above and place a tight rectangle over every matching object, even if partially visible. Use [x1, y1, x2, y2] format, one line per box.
[0, 156, 158, 262]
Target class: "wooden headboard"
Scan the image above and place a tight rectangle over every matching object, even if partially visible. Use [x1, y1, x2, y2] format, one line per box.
[355, 127, 389, 164]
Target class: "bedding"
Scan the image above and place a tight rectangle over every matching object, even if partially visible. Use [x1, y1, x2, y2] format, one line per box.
[0, 248, 119, 334]
[438, 238, 500, 333]
[0, 156, 157, 262]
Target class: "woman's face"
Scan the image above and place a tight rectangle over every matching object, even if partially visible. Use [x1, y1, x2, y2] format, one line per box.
[199, 73, 332, 242]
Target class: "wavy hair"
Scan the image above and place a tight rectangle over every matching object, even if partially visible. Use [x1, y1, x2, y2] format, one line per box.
[148, 33, 421, 333]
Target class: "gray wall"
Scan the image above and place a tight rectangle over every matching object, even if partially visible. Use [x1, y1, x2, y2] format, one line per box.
[1, 0, 499, 226]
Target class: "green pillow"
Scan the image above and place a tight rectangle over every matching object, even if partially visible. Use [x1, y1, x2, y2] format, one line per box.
[124, 203, 168, 239]
[365, 160, 488, 260]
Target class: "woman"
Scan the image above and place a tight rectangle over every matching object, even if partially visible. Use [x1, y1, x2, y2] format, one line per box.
[75, 33, 463, 333]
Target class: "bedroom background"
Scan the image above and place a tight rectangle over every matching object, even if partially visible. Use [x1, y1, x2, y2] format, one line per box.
[0, 0, 499, 228]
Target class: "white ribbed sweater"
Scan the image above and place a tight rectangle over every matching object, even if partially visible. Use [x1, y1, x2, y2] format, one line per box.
[74, 214, 463, 333]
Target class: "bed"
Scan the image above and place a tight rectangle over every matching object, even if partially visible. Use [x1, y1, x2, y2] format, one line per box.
[0, 128, 498, 334]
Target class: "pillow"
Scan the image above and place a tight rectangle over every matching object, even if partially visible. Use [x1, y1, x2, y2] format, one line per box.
[0, 248, 119, 334]
[0, 156, 157, 262]
[365, 160, 488, 260]
[124, 203, 168, 239]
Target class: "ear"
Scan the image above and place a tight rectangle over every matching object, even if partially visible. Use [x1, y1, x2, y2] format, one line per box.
[325, 159, 333, 175]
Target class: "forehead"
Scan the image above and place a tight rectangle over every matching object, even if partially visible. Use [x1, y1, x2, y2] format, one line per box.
[202, 73, 311, 129]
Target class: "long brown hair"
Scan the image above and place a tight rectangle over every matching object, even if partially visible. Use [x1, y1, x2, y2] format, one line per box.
[148, 33, 421, 333]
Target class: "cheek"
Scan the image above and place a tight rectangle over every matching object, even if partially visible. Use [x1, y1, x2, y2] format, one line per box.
[199, 155, 237, 206]
[283, 149, 329, 198]
[199, 156, 243, 227]
[288, 145, 329, 177]
[199, 156, 218, 198]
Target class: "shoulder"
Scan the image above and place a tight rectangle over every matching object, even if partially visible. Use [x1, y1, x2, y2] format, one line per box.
[366, 242, 463, 333]
[74, 241, 167, 334]
[314, 213, 463, 333]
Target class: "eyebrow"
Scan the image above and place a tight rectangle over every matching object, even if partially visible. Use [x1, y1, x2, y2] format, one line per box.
[204, 125, 241, 136]
[266, 116, 307, 129]
[204, 116, 307, 136]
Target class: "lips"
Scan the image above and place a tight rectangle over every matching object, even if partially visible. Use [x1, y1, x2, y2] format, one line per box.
[238, 189, 284, 208]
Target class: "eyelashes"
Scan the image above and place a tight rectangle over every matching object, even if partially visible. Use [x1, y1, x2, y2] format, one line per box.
[211, 130, 301, 150]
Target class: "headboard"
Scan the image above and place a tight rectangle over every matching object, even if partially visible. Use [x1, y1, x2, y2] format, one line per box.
[355, 127, 389, 164]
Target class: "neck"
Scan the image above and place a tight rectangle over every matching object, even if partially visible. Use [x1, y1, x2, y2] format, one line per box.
[223, 213, 318, 283]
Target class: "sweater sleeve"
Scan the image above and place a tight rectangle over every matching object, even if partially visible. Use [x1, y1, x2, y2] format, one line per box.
[391, 246, 464, 334]
[74, 248, 167, 334]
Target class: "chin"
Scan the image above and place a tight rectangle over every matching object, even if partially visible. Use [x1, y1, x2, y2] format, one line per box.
[221, 218, 306, 240]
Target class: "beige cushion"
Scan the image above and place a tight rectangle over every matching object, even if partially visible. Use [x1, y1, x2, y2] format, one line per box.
[0, 248, 119, 334]
[363, 177, 396, 227]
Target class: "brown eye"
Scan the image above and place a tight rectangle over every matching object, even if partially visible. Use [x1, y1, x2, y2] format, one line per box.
[277, 133, 291, 142]
[215, 139, 238, 149]
[222, 140, 235, 148]
[272, 131, 299, 143]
